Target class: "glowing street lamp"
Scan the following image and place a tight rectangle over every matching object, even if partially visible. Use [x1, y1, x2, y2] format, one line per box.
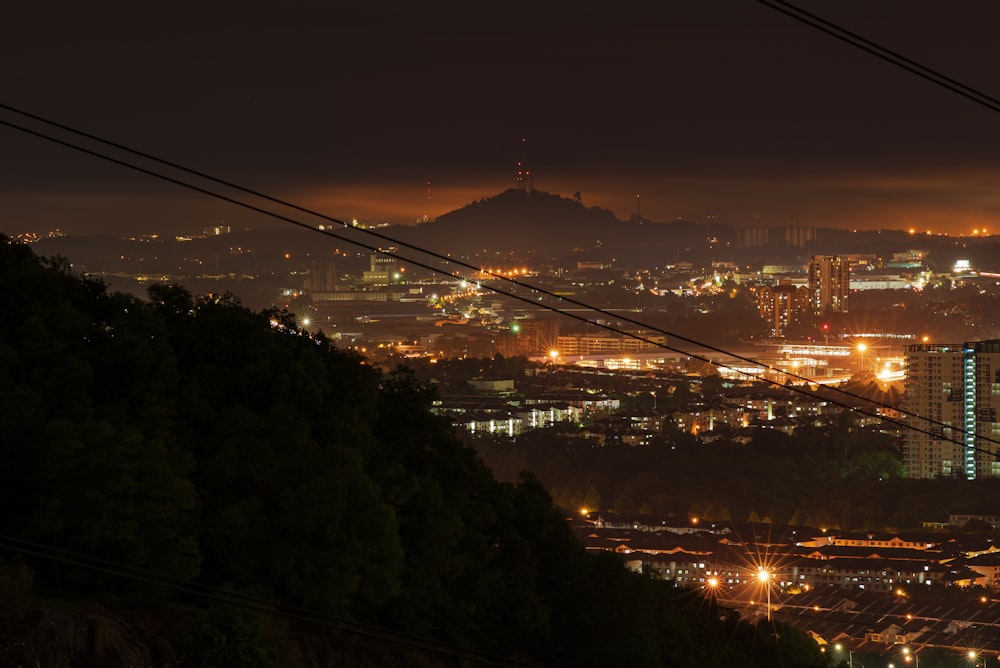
[856, 342, 868, 372]
[901, 646, 918, 667]
[834, 643, 854, 668]
[756, 567, 772, 621]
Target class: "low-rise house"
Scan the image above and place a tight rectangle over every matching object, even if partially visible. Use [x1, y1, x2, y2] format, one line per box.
[967, 552, 1000, 588]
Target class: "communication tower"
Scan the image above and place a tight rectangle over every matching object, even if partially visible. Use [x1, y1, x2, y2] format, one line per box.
[515, 138, 533, 191]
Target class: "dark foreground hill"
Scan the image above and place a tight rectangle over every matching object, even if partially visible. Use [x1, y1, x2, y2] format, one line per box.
[0, 235, 825, 667]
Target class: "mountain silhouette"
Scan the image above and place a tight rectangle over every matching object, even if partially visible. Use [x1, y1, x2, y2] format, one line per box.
[30, 187, 1000, 277]
[387, 188, 635, 262]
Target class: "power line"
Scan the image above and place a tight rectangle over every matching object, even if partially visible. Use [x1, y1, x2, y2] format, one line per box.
[752, 1, 1000, 463]
[757, 0, 1000, 114]
[1, 103, 996, 458]
[2, 7, 995, 656]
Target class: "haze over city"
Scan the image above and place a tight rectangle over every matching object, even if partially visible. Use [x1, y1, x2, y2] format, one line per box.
[6, 1, 1000, 238]
[12, 3, 1000, 666]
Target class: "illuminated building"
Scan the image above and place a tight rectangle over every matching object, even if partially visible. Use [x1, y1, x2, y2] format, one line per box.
[363, 253, 401, 286]
[903, 340, 1000, 479]
[756, 284, 809, 337]
[495, 318, 561, 357]
[808, 255, 849, 316]
[554, 332, 667, 356]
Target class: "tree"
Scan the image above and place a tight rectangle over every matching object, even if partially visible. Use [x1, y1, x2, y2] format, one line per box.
[0, 243, 199, 585]
[1, 236, 836, 666]
[157, 291, 402, 614]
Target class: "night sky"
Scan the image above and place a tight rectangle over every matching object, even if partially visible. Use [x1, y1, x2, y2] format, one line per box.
[5, 1, 1000, 238]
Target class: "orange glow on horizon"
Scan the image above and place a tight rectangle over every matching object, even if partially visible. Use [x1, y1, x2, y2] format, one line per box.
[280, 170, 1000, 238]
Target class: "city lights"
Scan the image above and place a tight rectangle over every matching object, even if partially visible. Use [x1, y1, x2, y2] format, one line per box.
[13, 3, 1000, 665]
[856, 341, 868, 373]
[756, 566, 773, 621]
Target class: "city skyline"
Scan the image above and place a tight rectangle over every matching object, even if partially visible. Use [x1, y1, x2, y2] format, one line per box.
[5, 2, 1000, 238]
[9, 5, 1000, 660]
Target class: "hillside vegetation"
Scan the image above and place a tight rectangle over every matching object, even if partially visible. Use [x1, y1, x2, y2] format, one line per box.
[0, 236, 827, 667]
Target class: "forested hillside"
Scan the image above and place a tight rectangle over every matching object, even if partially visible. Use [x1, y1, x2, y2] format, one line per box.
[0, 236, 825, 667]
[471, 418, 1000, 531]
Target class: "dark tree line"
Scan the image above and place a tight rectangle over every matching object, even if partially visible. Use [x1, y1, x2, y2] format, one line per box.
[472, 406, 1000, 532]
[0, 236, 826, 667]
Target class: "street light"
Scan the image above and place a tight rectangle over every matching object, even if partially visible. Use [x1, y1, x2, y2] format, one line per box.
[834, 643, 854, 668]
[857, 342, 868, 373]
[901, 647, 918, 667]
[756, 567, 772, 621]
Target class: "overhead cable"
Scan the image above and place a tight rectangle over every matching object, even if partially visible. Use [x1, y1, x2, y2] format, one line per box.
[0, 104, 993, 455]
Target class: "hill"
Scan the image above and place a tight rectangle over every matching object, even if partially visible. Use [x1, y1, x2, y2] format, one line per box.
[387, 188, 739, 265]
[0, 235, 825, 667]
[29, 187, 1000, 282]
[388, 188, 624, 260]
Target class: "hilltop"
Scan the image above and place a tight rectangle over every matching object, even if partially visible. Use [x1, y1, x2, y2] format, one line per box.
[388, 188, 737, 265]
[30, 188, 1000, 278]
[388, 188, 625, 260]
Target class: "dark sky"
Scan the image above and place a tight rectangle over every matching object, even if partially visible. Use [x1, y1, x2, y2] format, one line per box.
[5, 1, 1000, 238]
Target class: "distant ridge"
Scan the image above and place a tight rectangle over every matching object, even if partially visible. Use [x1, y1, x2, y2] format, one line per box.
[387, 189, 627, 261]
[29, 187, 1000, 275]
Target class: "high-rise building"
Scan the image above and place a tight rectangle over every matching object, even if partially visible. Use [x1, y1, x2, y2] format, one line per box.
[808, 255, 849, 316]
[306, 261, 337, 292]
[784, 226, 817, 248]
[903, 340, 1000, 479]
[756, 284, 810, 337]
[737, 227, 769, 248]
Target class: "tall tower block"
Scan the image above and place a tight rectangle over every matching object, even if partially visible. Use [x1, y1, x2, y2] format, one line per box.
[904, 339, 1000, 479]
[808, 255, 849, 316]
